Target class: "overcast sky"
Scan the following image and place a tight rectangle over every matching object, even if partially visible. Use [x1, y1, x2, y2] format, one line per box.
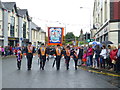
[2, 0, 94, 36]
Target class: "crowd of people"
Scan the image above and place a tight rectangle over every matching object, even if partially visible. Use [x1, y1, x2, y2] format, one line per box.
[0, 42, 120, 73]
[0, 45, 26, 56]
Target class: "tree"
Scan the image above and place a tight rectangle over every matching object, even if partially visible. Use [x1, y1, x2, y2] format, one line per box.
[65, 32, 75, 43]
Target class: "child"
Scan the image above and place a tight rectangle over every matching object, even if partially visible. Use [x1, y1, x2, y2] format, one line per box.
[16, 49, 22, 70]
[82, 50, 87, 66]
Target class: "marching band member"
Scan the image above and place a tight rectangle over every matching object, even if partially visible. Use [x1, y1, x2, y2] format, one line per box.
[54, 44, 63, 70]
[38, 43, 48, 70]
[72, 48, 78, 70]
[25, 42, 35, 70]
[64, 46, 71, 70]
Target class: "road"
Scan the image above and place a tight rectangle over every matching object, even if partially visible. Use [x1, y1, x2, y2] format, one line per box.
[2, 56, 119, 88]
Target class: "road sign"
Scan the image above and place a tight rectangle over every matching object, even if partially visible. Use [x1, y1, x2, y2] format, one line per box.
[20, 38, 23, 40]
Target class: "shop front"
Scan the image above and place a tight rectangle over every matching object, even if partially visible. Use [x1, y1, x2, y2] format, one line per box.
[8, 37, 19, 46]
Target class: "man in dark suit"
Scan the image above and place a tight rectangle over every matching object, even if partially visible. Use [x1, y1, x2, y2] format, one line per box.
[64, 46, 71, 70]
[54, 44, 63, 70]
[25, 42, 35, 70]
[38, 43, 48, 70]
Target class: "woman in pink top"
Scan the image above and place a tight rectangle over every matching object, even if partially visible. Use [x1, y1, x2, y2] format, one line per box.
[87, 45, 94, 66]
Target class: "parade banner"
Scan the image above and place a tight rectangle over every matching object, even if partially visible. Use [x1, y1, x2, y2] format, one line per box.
[48, 27, 64, 46]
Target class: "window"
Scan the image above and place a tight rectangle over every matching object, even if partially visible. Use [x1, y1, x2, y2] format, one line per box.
[98, 14, 100, 23]
[10, 16, 15, 37]
[23, 22, 26, 38]
[104, 1, 107, 22]
[101, 9, 103, 25]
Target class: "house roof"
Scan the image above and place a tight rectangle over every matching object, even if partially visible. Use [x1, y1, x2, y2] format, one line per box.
[17, 9, 31, 21]
[31, 22, 41, 31]
[0, 1, 4, 8]
[17, 9, 28, 16]
[2, 2, 17, 11]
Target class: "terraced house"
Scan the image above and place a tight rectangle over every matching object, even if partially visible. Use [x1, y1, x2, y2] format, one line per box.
[31, 22, 46, 47]
[0, 1, 46, 47]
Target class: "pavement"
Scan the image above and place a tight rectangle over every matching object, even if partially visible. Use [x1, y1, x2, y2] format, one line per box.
[2, 56, 120, 88]
[78, 66, 120, 77]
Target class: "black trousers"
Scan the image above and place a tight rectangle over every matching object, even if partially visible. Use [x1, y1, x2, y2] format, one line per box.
[17, 60, 21, 69]
[40, 56, 46, 69]
[100, 59, 106, 69]
[27, 53, 33, 69]
[56, 56, 61, 70]
[74, 58, 78, 70]
[2, 52, 4, 56]
[116, 57, 120, 72]
[65, 56, 70, 69]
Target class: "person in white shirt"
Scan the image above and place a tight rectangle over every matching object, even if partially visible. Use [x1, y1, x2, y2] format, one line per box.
[100, 45, 107, 69]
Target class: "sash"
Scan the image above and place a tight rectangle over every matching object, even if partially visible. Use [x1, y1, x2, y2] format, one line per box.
[28, 46, 33, 53]
[56, 48, 61, 56]
[74, 53, 78, 58]
[66, 49, 70, 56]
[40, 47, 46, 56]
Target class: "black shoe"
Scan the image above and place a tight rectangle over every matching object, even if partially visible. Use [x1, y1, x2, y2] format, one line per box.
[67, 67, 69, 70]
[42, 67, 44, 70]
[57, 68, 59, 70]
[28, 68, 31, 70]
[40, 67, 42, 70]
[75, 67, 77, 70]
[18, 68, 20, 70]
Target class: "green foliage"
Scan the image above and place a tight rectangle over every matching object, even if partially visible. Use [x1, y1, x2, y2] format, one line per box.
[65, 32, 75, 43]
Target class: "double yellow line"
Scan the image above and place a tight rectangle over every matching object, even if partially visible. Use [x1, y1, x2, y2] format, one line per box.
[79, 67, 120, 77]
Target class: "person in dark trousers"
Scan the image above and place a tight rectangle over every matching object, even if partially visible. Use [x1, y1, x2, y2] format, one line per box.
[16, 49, 22, 70]
[94, 45, 101, 68]
[77, 46, 83, 66]
[64, 46, 71, 70]
[72, 49, 78, 70]
[54, 44, 63, 70]
[46, 46, 50, 61]
[25, 42, 35, 70]
[107, 45, 112, 69]
[38, 43, 48, 70]
[100, 45, 107, 69]
[70, 47, 78, 70]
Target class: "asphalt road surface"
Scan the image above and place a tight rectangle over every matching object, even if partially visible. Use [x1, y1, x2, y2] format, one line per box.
[2, 56, 119, 88]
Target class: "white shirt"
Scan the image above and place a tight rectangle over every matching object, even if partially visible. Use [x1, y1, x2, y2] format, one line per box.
[100, 49, 107, 59]
[77, 49, 79, 55]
